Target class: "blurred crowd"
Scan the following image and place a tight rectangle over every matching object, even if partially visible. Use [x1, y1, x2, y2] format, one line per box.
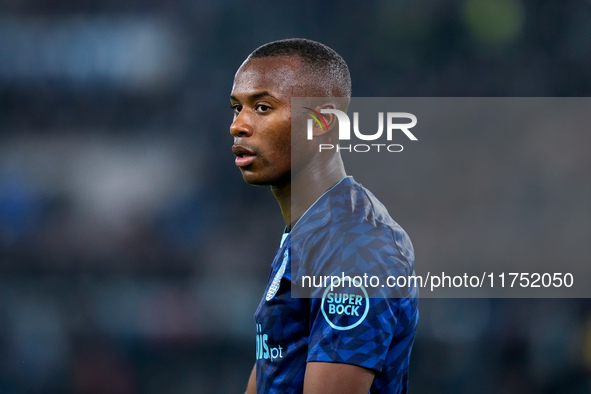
[0, 0, 590, 393]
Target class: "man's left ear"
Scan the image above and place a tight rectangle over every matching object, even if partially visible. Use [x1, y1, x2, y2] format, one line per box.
[310, 103, 337, 137]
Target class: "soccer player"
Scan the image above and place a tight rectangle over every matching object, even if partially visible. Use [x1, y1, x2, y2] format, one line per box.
[230, 38, 418, 394]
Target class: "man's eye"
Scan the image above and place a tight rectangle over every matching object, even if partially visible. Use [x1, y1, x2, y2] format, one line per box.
[256, 104, 271, 112]
[231, 104, 242, 113]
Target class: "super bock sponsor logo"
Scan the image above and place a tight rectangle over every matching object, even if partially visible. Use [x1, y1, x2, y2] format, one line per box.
[321, 279, 370, 331]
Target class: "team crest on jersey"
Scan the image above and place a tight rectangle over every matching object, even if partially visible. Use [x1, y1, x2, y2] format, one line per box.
[266, 248, 289, 301]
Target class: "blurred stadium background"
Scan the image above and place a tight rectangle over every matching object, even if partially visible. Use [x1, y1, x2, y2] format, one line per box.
[0, 0, 590, 393]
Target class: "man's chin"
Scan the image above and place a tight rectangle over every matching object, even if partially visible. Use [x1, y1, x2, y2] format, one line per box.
[240, 172, 270, 187]
[240, 171, 290, 188]
[243, 179, 269, 187]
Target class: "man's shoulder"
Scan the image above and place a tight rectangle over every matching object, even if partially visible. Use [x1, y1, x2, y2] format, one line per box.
[293, 177, 414, 262]
[291, 177, 416, 298]
[296, 177, 404, 235]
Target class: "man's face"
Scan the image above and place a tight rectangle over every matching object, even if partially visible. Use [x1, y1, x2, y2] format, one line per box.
[230, 56, 301, 186]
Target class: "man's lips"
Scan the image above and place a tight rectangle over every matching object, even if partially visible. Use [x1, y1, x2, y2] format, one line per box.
[232, 144, 257, 167]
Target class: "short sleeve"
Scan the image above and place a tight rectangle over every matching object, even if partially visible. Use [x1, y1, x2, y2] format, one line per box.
[306, 296, 402, 372]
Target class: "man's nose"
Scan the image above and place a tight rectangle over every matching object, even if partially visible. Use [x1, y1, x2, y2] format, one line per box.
[230, 111, 254, 137]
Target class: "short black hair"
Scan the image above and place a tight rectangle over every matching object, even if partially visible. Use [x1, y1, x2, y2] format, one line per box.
[249, 38, 352, 98]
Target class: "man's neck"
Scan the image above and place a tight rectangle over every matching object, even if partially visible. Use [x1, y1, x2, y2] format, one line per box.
[271, 154, 346, 229]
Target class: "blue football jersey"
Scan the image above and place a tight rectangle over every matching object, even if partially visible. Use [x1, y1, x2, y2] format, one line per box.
[254, 176, 418, 393]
